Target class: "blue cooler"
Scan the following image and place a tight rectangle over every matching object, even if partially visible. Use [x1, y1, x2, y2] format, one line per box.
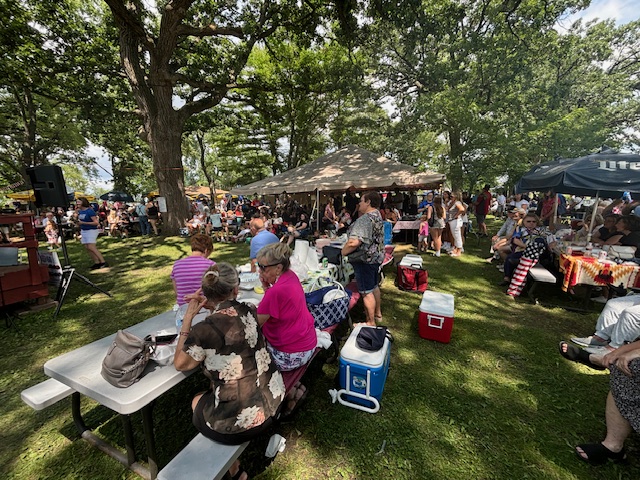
[337, 325, 391, 413]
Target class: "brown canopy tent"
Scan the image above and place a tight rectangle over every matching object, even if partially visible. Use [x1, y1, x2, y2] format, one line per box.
[231, 145, 445, 196]
[230, 145, 445, 231]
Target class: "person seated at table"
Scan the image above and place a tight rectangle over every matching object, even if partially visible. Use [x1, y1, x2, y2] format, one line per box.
[336, 206, 352, 234]
[558, 339, 640, 466]
[601, 215, 640, 254]
[255, 243, 316, 369]
[572, 213, 604, 244]
[569, 294, 640, 356]
[107, 209, 119, 237]
[249, 218, 279, 272]
[171, 234, 215, 306]
[500, 213, 552, 286]
[255, 243, 317, 411]
[488, 207, 522, 263]
[592, 214, 621, 244]
[174, 263, 284, 480]
[282, 212, 310, 246]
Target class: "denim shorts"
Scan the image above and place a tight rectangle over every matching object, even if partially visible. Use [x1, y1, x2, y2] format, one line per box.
[352, 262, 381, 294]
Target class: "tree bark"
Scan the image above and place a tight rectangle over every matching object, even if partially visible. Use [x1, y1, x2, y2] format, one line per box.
[147, 110, 189, 232]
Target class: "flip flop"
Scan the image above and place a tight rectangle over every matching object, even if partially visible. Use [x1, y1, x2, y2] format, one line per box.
[558, 341, 606, 371]
[575, 443, 627, 466]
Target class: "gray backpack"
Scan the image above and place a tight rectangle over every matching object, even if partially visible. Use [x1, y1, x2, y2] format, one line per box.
[101, 330, 154, 388]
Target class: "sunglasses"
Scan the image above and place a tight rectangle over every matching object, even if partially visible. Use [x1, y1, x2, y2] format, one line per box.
[257, 262, 279, 271]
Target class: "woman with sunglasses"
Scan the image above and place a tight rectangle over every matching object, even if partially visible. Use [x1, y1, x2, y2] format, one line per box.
[502, 213, 555, 297]
[254, 242, 316, 369]
[254, 242, 317, 415]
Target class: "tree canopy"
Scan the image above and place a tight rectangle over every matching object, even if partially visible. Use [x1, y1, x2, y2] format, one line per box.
[1, 0, 639, 215]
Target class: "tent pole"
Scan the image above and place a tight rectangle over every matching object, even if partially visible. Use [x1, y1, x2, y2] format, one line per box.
[586, 192, 600, 243]
[552, 192, 558, 226]
[316, 189, 320, 234]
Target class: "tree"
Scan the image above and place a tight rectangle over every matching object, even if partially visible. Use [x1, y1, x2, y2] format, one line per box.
[363, 0, 639, 191]
[102, 0, 348, 232]
[0, 0, 92, 185]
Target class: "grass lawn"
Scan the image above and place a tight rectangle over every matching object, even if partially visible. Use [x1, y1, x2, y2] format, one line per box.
[2, 218, 639, 479]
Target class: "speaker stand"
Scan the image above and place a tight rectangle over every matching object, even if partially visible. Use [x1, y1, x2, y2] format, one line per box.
[53, 266, 112, 319]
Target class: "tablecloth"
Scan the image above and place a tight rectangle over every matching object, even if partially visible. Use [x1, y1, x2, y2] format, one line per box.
[559, 254, 640, 291]
[392, 220, 420, 232]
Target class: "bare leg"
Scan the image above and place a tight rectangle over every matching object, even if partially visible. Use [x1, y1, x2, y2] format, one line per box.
[86, 243, 105, 263]
[601, 391, 632, 452]
[361, 291, 375, 325]
[84, 244, 99, 263]
[362, 288, 382, 326]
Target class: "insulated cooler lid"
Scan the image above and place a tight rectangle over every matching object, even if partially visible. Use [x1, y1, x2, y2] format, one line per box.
[419, 291, 455, 316]
[340, 325, 390, 367]
[399, 254, 423, 267]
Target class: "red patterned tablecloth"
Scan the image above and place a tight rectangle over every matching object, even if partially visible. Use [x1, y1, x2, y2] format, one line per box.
[559, 254, 640, 291]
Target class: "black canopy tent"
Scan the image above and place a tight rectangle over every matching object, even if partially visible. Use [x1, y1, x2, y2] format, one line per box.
[515, 149, 640, 198]
[516, 149, 640, 239]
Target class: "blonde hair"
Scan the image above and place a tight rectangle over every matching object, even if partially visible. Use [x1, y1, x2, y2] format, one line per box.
[201, 263, 238, 301]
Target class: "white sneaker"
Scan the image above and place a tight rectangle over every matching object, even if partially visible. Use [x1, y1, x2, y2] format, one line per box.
[584, 345, 614, 355]
[497, 265, 504, 272]
[435, 251, 441, 257]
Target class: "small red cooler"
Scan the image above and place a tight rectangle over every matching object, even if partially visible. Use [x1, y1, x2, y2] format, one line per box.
[418, 291, 455, 343]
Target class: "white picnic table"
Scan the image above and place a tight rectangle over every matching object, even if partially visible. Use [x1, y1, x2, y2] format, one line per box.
[44, 309, 212, 479]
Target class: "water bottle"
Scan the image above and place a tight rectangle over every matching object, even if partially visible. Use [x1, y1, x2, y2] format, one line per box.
[175, 303, 188, 330]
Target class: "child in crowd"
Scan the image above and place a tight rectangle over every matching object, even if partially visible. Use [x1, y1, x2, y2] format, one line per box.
[44, 221, 60, 249]
[418, 214, 429, 252]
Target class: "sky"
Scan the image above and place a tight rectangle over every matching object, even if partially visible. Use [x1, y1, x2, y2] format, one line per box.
[86, 0, 640, 192]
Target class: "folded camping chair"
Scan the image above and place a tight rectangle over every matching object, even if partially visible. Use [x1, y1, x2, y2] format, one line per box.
[322, 245, 345, 283]
[379, 244, 396, 283]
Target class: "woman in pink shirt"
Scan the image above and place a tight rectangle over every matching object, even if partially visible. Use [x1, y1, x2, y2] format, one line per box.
[256, 242, 316, 369]
[256, 242, 316, 414]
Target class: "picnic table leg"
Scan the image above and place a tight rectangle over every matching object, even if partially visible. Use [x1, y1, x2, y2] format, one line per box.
[121, 414, 136, 466]
[71, 392, 152, 479]
[583, 285, 593, 309]
[141, 401, 158, 480]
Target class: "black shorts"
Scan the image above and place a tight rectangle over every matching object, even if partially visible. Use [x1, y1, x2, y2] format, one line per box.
[212, 226, 223, 232]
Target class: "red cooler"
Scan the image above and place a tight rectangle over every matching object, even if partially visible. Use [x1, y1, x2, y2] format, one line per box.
[418, 291, 455, 343]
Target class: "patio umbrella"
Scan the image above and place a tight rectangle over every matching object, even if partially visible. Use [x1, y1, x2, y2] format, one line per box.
[516, 149, 640, 239]
[99, 191, 134, 202]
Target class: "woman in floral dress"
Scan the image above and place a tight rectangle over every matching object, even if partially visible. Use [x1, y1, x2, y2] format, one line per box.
[174, 262, 284, 480]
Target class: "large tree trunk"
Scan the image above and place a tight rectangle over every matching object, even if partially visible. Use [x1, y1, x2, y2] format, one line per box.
[447, 127, 465, 192]
[147, 110, 190, 234]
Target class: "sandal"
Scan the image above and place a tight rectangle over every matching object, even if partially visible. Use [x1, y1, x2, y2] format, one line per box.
[374, 315, 383, 324]
[575, 443, 627, 466]
[558, 341, 606, 370]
